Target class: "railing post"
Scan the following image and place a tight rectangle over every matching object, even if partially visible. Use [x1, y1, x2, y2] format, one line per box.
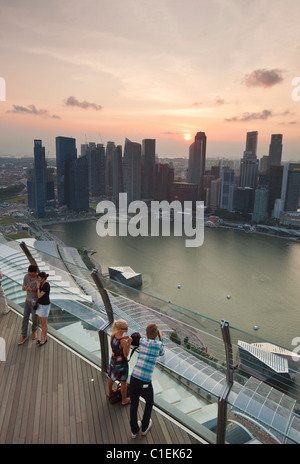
[91, 269, 114, 373]
[91, 269, 114, 324]
[99, 322, 111, 373]
[216, 319, 234, 444]
[19, 241, 40, 271]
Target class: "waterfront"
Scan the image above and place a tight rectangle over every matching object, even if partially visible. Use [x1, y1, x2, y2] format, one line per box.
[46, 219, 300, 351]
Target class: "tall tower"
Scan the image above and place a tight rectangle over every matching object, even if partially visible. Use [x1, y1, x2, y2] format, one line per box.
[240, 131, 259, 190]
[142, 139, 156, 199]
[188, 131, 207, 200]
[65, 155, 89, 212]
[112, 145, 124, 205]
[56, 136, 77, 205]
[123, 138, 141, 204]
[245, 131, 258, 156]
[269, 134, 283, 167]
[34, 140, 46, 218]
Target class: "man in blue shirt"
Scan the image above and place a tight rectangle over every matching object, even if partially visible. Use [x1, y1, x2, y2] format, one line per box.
[129, 323, 164, 438]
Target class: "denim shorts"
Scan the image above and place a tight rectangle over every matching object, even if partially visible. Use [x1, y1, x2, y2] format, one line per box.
[36, 304, 50, 318]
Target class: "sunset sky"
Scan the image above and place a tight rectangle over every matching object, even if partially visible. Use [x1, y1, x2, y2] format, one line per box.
[1, 0, 300, 160]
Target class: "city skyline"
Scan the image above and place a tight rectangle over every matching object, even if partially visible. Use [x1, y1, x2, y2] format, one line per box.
[1, 1, 300, 159]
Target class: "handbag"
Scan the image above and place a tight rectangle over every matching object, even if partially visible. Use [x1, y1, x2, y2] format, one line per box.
[32, 299, 39, 311]
[109, 381, 122, 404]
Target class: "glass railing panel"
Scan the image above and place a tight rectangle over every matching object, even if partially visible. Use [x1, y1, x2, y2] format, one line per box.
[1, 235, 299, 444]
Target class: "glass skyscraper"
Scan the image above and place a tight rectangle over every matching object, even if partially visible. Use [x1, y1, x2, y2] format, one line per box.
[34, 140, 46, 218]
[56, 136, 77, 205]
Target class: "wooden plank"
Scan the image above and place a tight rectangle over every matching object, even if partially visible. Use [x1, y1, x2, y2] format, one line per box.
[0, 310, 203, 445]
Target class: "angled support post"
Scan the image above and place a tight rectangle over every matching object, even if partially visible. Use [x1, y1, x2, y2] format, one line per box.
[91, 270, 114, 373]
[19, 241, 40, 271]
[91, 269, 114, 324]
[216, 319, 234, 444]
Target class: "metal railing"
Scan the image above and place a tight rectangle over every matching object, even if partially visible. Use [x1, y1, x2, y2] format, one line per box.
[0, 237, 299, 444]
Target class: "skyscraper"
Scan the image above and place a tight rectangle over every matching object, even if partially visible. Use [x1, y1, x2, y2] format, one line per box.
[142, 139, 156, 199]
[112, 145, 124, 205]
[123, 138, 141, 204]
[240, 132, 259, 190]
[268, 134, 283, 167]
[65, 155, 89, 212]
[56, 136, 77, 205]
[34, 139, 46, 218]
[87, 143, 106, 197]
[220, 167, 235, 211]
[245, 131, 258, 156]
[188, 132, 207, 200]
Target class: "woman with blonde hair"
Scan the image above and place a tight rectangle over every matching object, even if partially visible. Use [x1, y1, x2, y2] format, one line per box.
[108, 319, 132, 405]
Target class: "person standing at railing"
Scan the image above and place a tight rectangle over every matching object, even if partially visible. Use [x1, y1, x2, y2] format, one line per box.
[36, 272, 51, 347]
[129, 323, 164, 439]
[18, 264, 39, 345]
[108, 319, 132, 405]
[0, 269, 10, 315]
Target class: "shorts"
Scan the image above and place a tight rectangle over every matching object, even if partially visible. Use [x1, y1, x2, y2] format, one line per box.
[36, 304, 50, 318]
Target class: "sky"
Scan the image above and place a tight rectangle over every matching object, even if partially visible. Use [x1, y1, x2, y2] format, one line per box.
[0, 0, 300, 160]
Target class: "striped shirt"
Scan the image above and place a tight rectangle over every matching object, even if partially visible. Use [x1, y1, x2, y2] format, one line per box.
[131, 337, 164, 382]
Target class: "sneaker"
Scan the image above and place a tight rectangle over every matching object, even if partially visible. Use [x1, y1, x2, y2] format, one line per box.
[32, 331, 38, 340]
[18, 336, 28, 345]
[141, 419, 152, 436]
[131, 421, 141, 439]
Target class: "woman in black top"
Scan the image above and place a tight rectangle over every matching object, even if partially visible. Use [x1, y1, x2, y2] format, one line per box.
[36, 272, 51, 346]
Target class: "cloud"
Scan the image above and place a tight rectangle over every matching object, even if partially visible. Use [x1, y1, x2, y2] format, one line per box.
[225, 109, 272, 122]
[242, 69, 284, 88]
[7, 104, 60, 119]
[64, 96, 102, 110]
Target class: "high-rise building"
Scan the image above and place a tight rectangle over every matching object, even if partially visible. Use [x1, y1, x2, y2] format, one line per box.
[87, 143, 106, 197]
[240, 132, 259, 190]
[281, 163, 300, 212]
[142, 139, 156, 199]
[123, 138, 141, 204]
[245, 131, 258, 157]
[56, 136, 77, 205]
[34, 139, 46, 218]
[188, 132, 207, 200]
[220, 167, 235, 211]
[112, 145, 124, 205]
[154, 163, 174, 201]
[268, 134, 283, 167]
[65, 155, 89, 212]
[268, 165, 283, 216]
[252, 189, 269, 223]
[105, 141, 116, 197]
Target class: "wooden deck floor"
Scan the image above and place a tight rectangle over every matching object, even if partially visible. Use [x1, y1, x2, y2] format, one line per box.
[0, 308, 203, 446]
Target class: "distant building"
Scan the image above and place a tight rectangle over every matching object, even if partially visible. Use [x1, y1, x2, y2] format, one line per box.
[188, 132, 207, 200]
[112, 145, 124, 206]
[234, 187, 253, 215]
[220, 167, 235, 211]
[123, 138, 141, 204]
[56, 136, 77, 205]
[252, 188, 269, 223]
[268, 134, 283, 167]
[142, 139, 156, 200]
[154, 163, 174, 201]
[170, 182, 198, 205]
[87, 143, 106, 197]
[240, 132, 259, 190]
[65, 155, 89, 212]
[34, 140, 46, 218]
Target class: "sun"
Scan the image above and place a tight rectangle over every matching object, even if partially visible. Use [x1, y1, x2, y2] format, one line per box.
[183, 134, 192, 141]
